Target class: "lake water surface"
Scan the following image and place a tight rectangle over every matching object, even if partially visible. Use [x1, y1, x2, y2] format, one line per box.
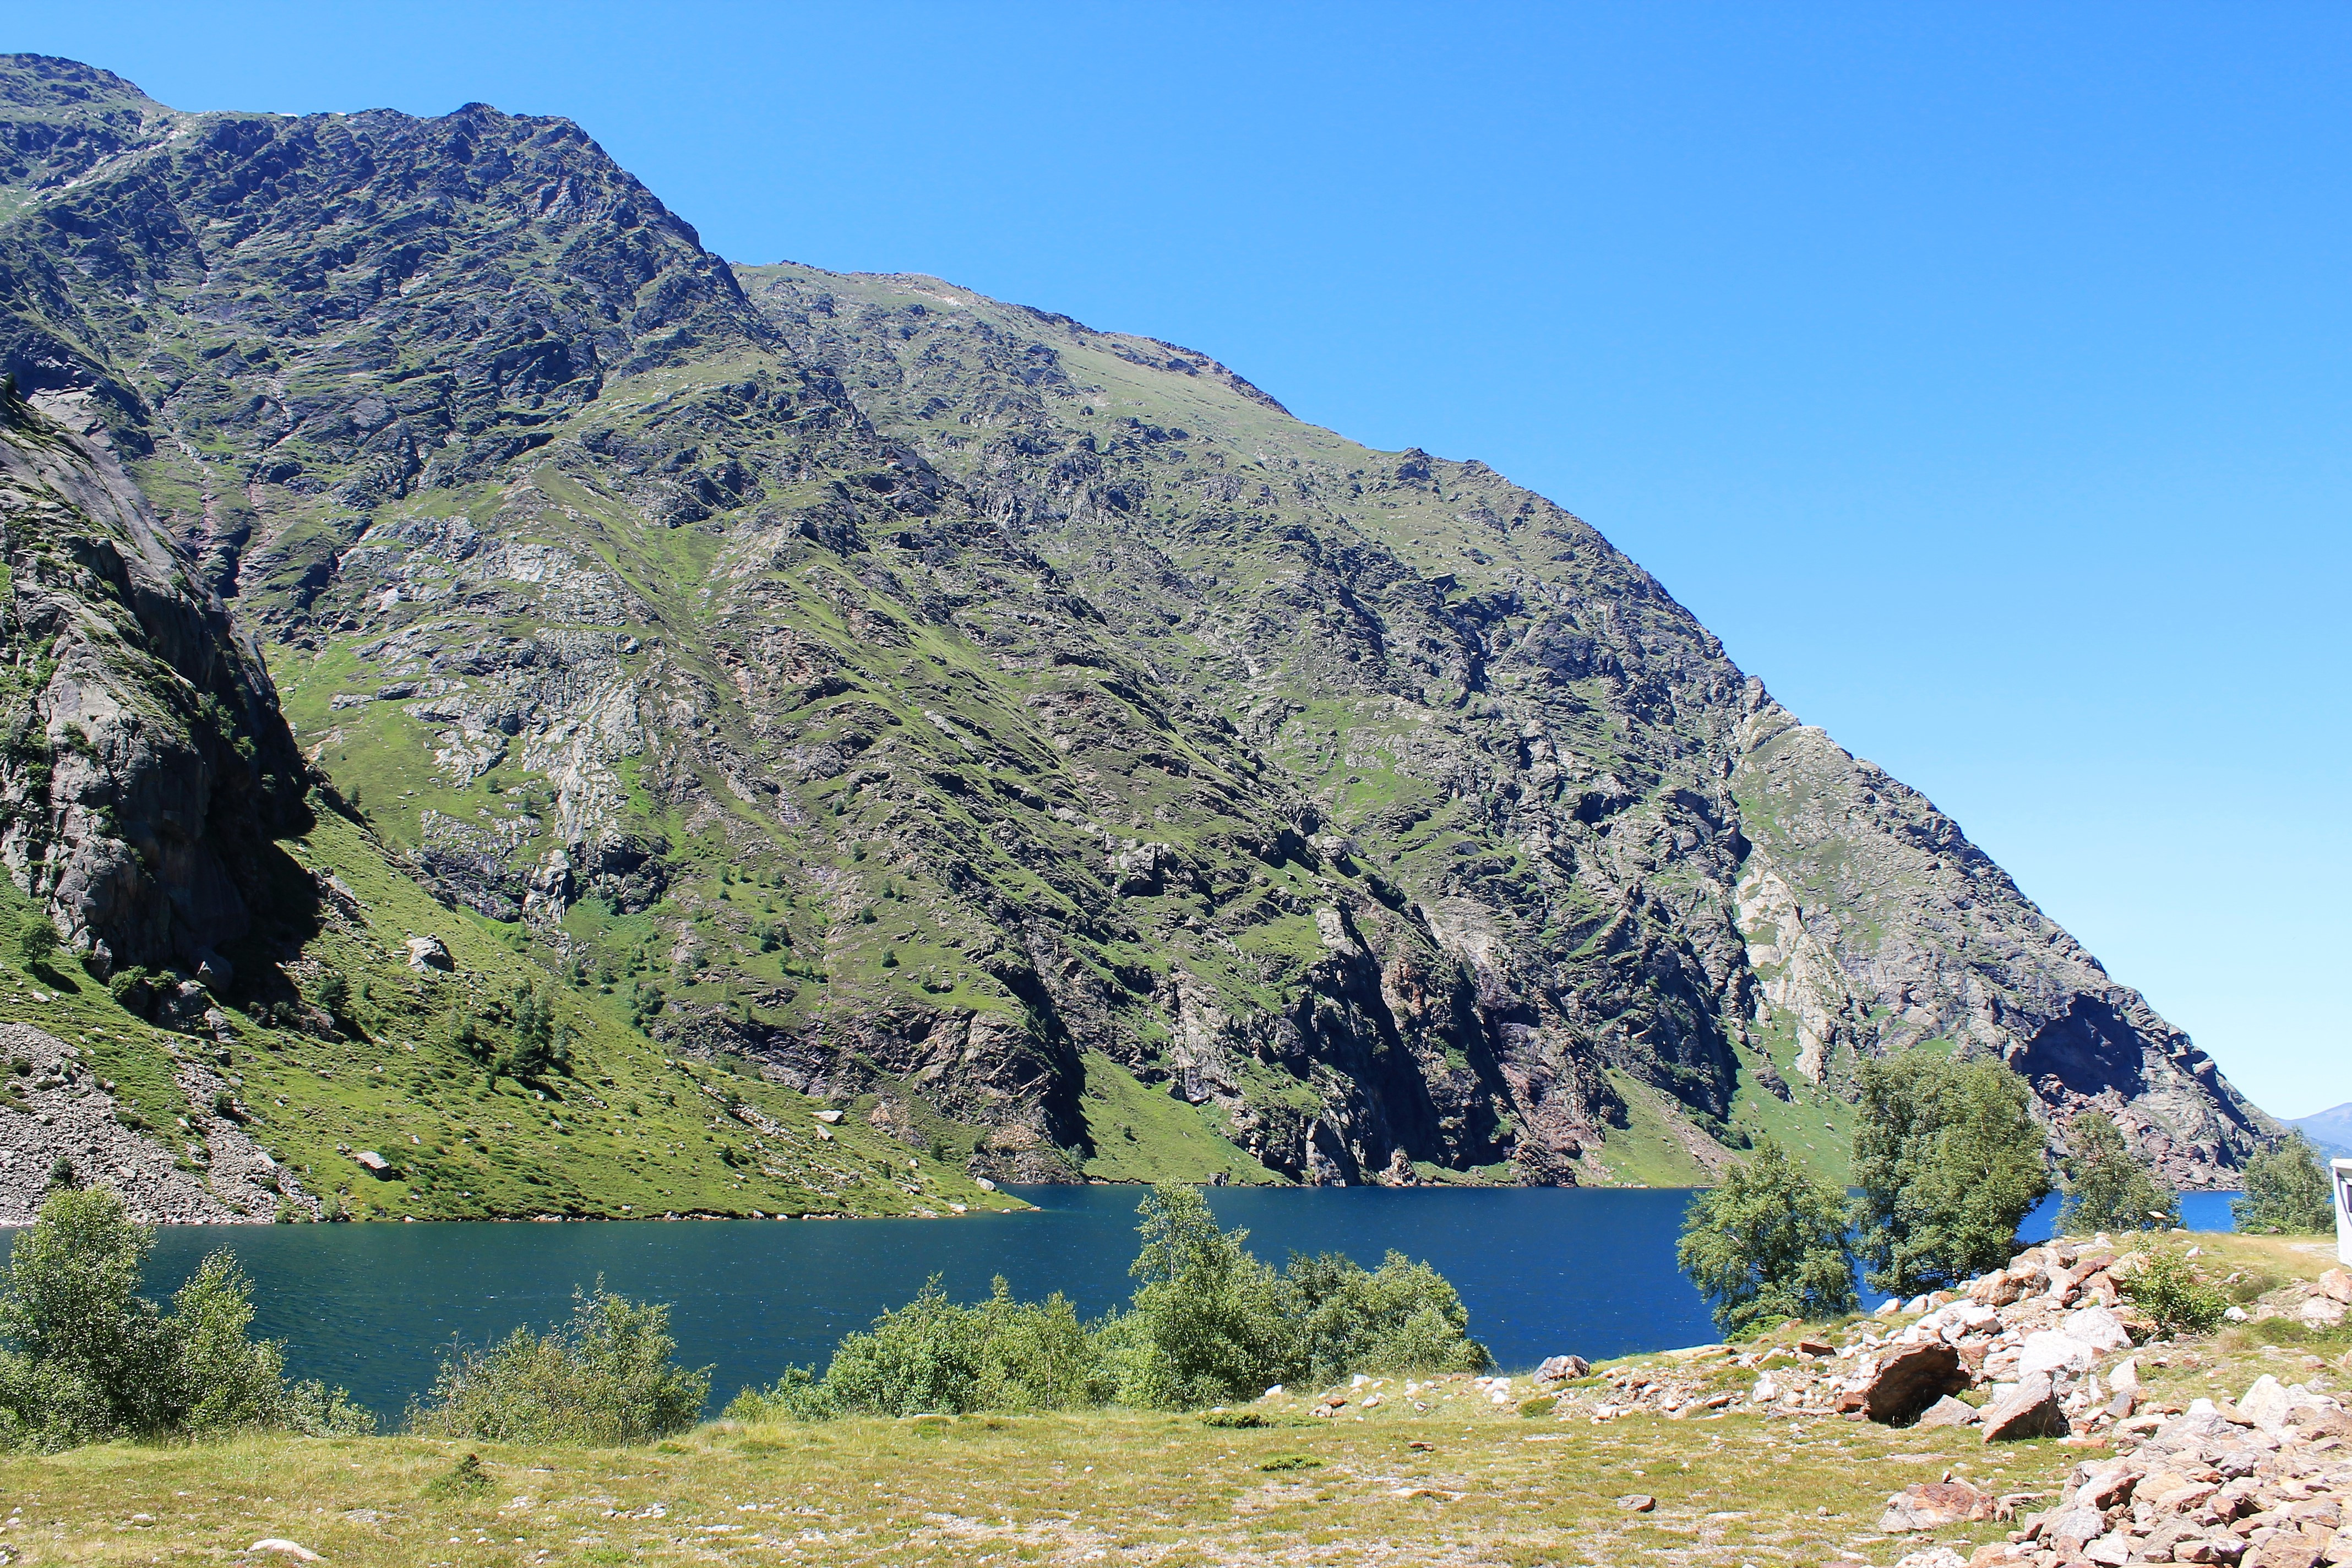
[96, 1184, 2240, 1419]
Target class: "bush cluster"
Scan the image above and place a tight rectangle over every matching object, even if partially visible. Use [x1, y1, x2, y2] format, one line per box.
[728, 1184, 1489, 1421]
[409, 1283, 709, 1445]
[0, 1189, 372, 1451]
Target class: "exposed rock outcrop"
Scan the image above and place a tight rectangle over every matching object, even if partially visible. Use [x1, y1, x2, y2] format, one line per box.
[0, 384, 312, 976]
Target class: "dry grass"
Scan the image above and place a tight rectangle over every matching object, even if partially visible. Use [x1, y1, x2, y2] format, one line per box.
[0, 1380, 2087, 1567]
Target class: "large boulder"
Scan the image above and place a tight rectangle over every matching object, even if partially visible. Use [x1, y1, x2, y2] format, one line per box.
[1861, 1342, 1972, 1424]
[1981, 1371, 2069, 1442]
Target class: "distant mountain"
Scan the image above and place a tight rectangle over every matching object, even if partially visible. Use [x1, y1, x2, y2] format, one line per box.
[0, 52, 2279, 1210]
[2289, 1103, 2352, 1162]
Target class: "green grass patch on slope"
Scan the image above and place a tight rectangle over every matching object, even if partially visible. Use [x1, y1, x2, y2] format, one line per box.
[1077, 1050, 1282, 1185]
[1588, 1070, 1716, 1189]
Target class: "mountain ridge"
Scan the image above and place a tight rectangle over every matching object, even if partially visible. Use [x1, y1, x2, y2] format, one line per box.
[0, 53, 2275, 1212]
[2289, 1102, 2352, 1162]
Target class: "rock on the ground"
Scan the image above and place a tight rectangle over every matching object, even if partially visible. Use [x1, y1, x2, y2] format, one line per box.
[1981, 1371, 2069, 1442]
[403, 933, 454, 972]
[1864, 1341, 1972, 1424]
[1892, 1548, 1969, 1568]
[1881, 1480, 1999, 1532]
[1917, 1395, 1982, 1429]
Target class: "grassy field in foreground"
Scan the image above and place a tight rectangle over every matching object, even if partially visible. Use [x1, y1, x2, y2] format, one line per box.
[0, 1384, 2086, 1568]
[0, 1233, 2339, 1567]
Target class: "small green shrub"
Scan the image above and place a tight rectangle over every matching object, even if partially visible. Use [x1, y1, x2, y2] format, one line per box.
[424, 1452, 492, 1496]
[1200, 1409, 1270, 1428]
[107, 968, 155, 1019]
[1259, 1453, 1320, 1472]
[409, 1283, 710, 1445]
[723, 1364, 835, 1423]
[2127, 1249, 2228, 1336]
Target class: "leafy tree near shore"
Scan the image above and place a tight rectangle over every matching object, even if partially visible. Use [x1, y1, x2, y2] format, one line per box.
[1850, 1053, 2052, 1297]
[0, 1188, 371, 1451]
[1676, 1137, 1858, 1336]
[2233, 1132, 2336, 1234]
[1103, 1183, 1298, 1409]
[2056, 1113, 2179, 1233]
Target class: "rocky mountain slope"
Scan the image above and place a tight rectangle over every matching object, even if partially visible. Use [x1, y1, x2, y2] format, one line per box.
[0, 367, 1001, 1222]
[0, 52, 2274, 1201]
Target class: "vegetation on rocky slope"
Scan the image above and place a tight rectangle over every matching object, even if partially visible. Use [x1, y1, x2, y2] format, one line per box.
[0, 51, 2279, 1204]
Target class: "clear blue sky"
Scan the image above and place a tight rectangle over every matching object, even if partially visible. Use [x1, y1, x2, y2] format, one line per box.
[17, 3, 2348, 1119]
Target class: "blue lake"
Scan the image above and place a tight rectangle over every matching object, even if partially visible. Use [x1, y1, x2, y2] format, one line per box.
[79, 1183, 2240, 1419]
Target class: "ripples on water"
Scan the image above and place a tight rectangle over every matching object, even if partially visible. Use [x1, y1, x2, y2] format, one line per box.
[91, 1183, 2239, 1418]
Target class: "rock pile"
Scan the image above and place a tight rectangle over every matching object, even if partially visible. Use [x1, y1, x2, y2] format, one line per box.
[1535, 1242, 2273, 1437]
[1983, 1371, 2350, 1567]
[0, 1021, 308, 1223]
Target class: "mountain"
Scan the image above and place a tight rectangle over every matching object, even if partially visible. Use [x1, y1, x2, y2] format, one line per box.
[0, 53, 2275, 1212]
[0, 375, 1008, 1223]
[2289, 1103, 2352, 1162]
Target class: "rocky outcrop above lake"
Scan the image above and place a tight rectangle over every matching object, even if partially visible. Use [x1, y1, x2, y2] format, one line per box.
[0, 382, 312, 979]
[0, 51, 2275, 1188]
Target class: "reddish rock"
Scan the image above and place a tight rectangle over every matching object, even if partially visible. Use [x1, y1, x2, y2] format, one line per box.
[1981, 1373, 2069, 1443]
[1863, 1342, 1972, 1425]
[1880, 1480, 1997, 1532]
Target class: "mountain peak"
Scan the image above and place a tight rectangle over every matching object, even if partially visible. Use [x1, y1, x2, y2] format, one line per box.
[0, 53, 161, 112]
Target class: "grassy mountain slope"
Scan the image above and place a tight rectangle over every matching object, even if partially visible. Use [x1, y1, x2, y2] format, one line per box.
[0, 53, 2275, 1204]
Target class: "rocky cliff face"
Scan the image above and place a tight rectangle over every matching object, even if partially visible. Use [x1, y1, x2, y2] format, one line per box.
[0, 53, 2273, 1190]
[0, 379, 311, 979]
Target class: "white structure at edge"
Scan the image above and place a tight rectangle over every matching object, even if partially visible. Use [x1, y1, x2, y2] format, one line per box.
[2335, 1158, 2352, 1265]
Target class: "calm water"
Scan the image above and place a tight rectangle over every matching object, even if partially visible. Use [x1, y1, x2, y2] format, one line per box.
[61, 1184, 2237, 1419]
